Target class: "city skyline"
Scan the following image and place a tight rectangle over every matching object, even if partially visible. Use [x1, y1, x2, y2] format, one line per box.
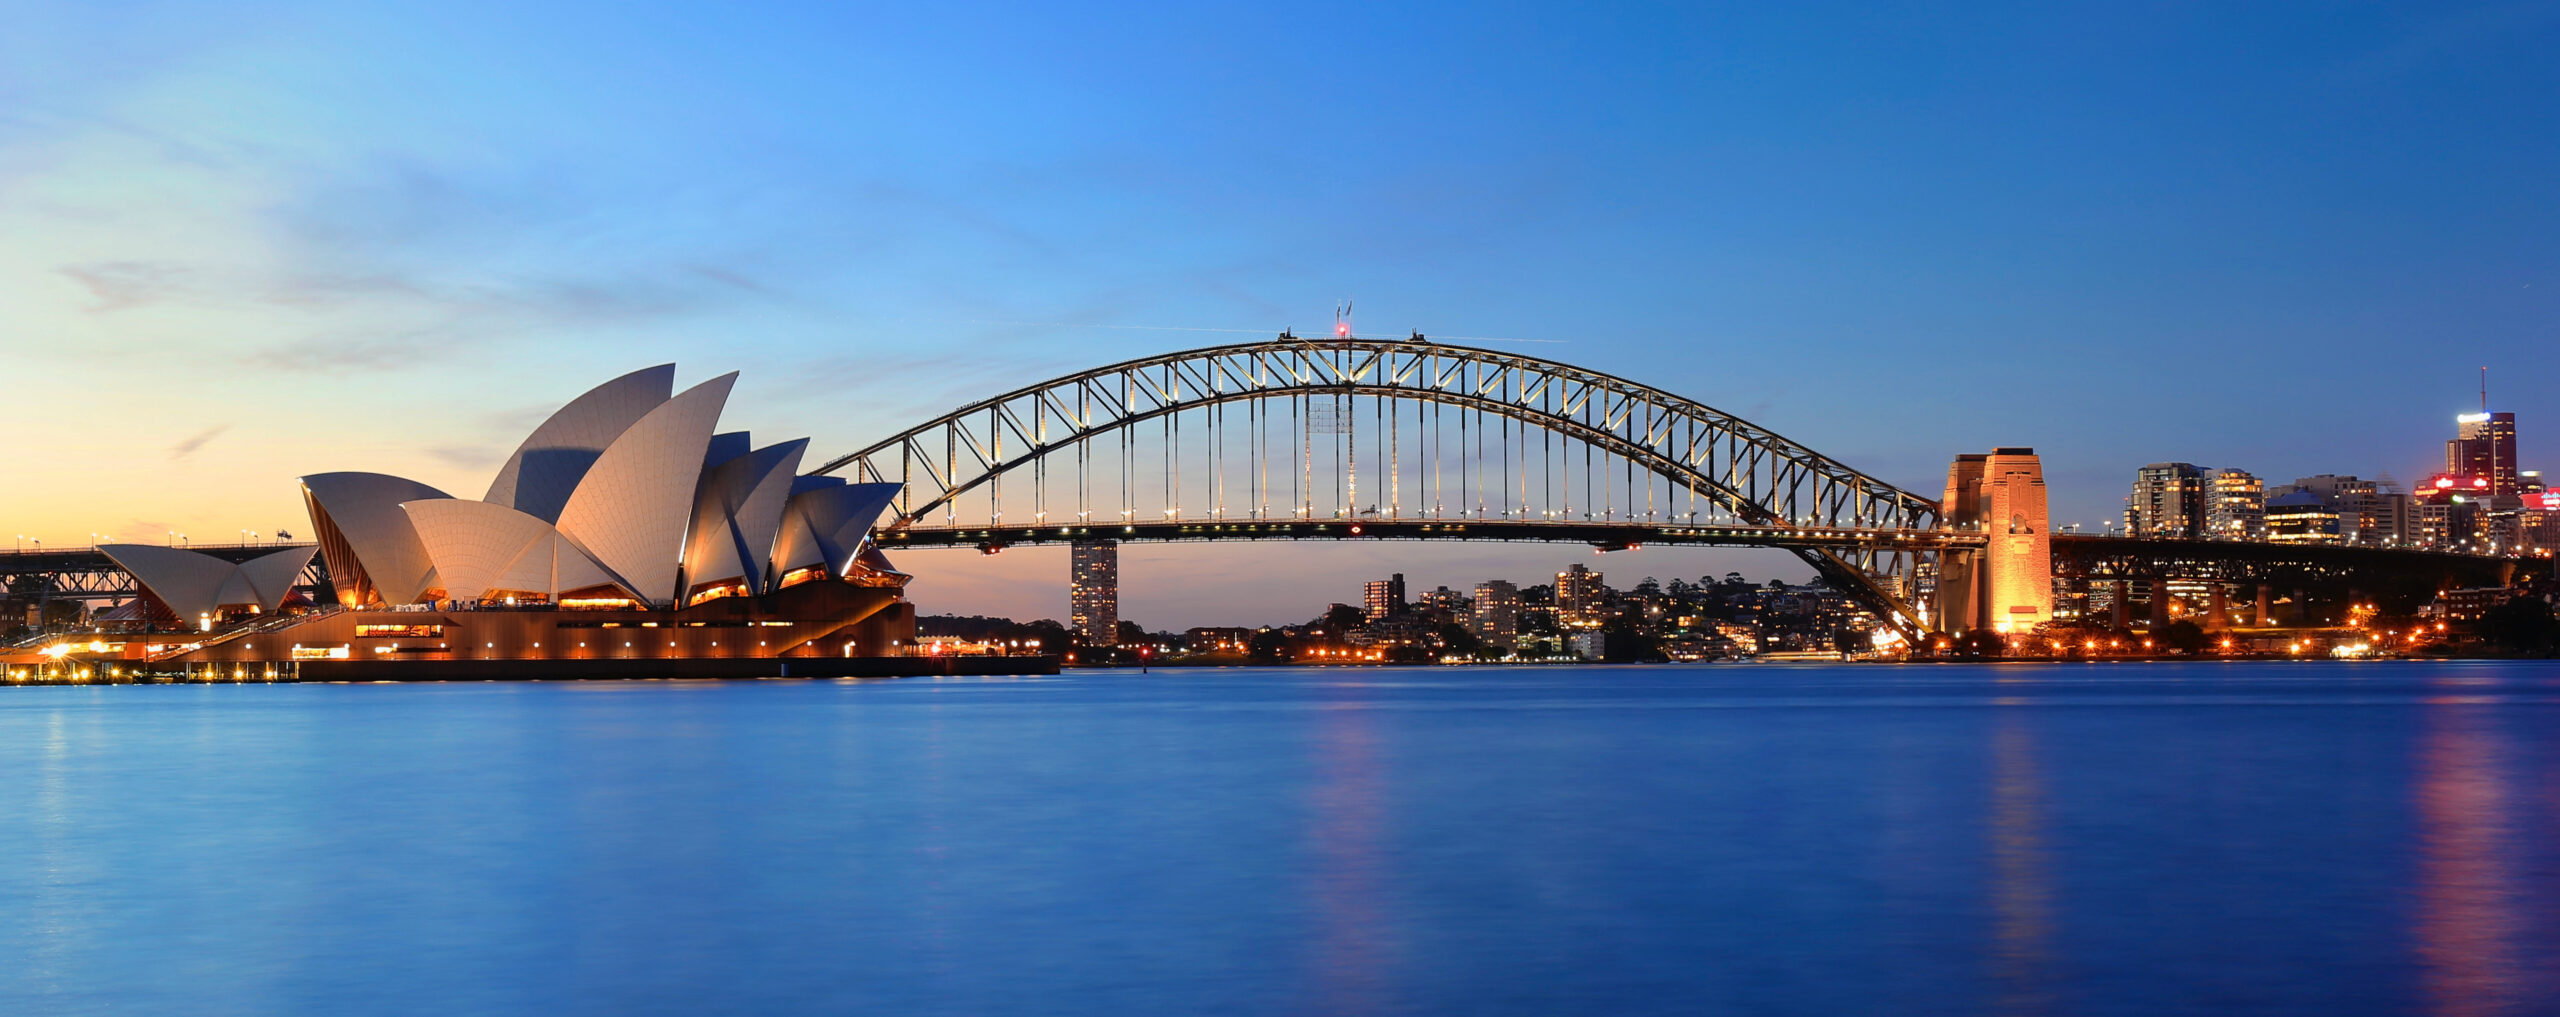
[6, 2, 2558, 629]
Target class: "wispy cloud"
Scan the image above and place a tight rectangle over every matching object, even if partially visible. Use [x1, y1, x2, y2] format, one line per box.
[251, 328, 463, 374]
[425, 444, 500, 470]
[60, 261, 191, 312]
[688, 265, 779, 297]
[168, 423, 229, 460]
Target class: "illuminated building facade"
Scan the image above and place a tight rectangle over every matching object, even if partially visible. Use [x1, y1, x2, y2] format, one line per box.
[1937, 448, 2053, 633]
[1363, 573, 1407, 621]
[2206, 468, 2264, 539]
[1556, 564, 1608, 629]
[1471, 580, 1521, 648]
[2269, 474, 2406, 545]
[2125, 462, 2207, 538]
[1417, 585, 1466, 618]
[2447, 411, 2519, 496]
[1070, 541, 1119, 647]
[2263, 491, 2341, 544]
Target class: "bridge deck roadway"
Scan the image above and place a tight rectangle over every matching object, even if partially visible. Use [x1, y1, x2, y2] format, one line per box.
[0, 543, 316, 577]
[878, 519, 1986, 552]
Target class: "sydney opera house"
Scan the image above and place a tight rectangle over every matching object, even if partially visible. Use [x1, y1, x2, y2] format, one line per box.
[90, 366, 955, 677]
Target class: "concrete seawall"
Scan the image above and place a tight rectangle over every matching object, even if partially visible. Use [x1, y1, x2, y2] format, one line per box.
[287, 655, 1058, 682]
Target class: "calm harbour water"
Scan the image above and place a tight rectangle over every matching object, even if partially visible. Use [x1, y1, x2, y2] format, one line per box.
[4, 662, 2558, 1016]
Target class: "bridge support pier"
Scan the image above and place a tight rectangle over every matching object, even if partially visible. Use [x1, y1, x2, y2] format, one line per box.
[1934, 449, 2052, 634]
[2149, 578, 2171, 629]
[2207, 585, 2230, 630]
[2253, 585, 2271, 627]
[2111, 580, 2131, 630]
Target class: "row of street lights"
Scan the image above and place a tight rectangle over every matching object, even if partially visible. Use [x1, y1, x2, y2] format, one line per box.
[6, 530, 287, 553]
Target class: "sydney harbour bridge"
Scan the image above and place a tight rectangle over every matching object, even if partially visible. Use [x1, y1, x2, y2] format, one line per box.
[2, 336, 2521, 641]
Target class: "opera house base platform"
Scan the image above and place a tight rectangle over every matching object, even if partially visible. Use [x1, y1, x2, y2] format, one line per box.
[291, 654, 1057, 682]
[18, 583, 1054, 683]
[7, 654, 1055, 685]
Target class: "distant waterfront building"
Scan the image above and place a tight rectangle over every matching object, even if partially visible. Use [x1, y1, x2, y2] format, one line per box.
[2264, 491, 2341, 544]
[2352, 489, 2414, 546]
[1470, 580, 1521, 648]
[1417, 585, 1466, 618]
[2126, 463, 2207, 538]
[1556, 564, 1607, 629]
[2205, 469, 2264, 540]
[1363, 573, 1407, 621]
[2447, 411, 2520, 497]
[2511, 502, 2560, 556]
[2415, 495, 2488, 551]
[1070, 541, 1119, 647]
[2270, 474, 2408, 545]
[1184, 627, 1254, 653]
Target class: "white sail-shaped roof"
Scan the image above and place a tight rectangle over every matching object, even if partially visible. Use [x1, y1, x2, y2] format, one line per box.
[236, 545, 321, 607]
[99, 544, 316, 621]
[483, 364, 674, 523]
[552, 372, 738, 605]
[301, 472, 451, 605]
[705, 431, 751, 469]
[401, 500, 632, 602]
[769, 481, 902, 580]
[680, 438, 808, 597]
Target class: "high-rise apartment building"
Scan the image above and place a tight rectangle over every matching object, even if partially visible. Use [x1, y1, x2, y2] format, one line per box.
[1470, 580, 1521, 648]
[2447, 411, 2519, 496]
[1069, 541, 1119, 647]
[1417, 585, 1466, 617]
[2126, 463, 2207, 538]
[1556, 564, 1608, 629]
[1363, 573, 1407, 621]
[2205, 468, 2264, 539]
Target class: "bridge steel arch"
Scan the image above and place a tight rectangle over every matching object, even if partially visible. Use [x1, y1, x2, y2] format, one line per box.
[813, 338, 1947, 633]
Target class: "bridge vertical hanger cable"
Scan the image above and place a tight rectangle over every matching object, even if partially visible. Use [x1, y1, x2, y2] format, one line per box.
[1342, 388, 1354, 519]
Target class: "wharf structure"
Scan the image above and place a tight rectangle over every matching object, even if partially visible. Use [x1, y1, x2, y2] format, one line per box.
[11, 365, 1047, 681]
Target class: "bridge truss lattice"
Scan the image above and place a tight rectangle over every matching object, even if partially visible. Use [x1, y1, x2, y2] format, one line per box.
[814, 337, 1948, 631]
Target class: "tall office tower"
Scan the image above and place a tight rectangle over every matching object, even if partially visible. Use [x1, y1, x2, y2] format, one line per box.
[2126, 463, 2207, 538]
[1937, 448, 2053, 632]
[1470, 580, 1521, 648]
[1556, 563, 1608, 629]
[1363, 573, 1407, 621]
[2446, 411, 2520, 496]
[1069, 541, 1119, 647]
[2205, 468, 2265, 539]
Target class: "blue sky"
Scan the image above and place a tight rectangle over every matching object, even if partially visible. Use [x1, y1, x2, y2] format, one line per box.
[4, 1, 2556, 627]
